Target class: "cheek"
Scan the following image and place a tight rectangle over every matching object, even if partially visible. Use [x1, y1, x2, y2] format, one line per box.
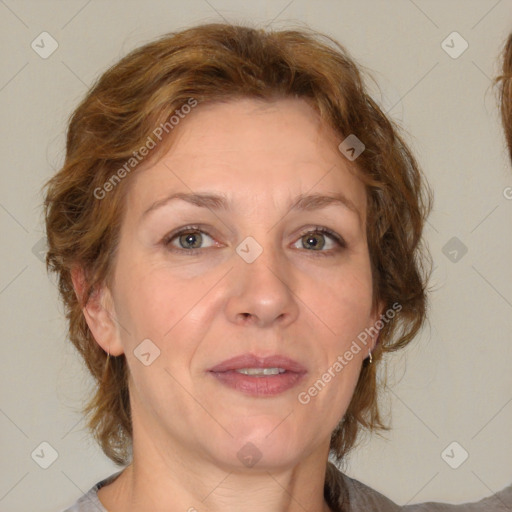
[113, 269, 204, 401]
[112, 261, 197, 344]
[298, 266, 373, 419]
[112, 261, 217, 378]
[302, 259, 375, 342]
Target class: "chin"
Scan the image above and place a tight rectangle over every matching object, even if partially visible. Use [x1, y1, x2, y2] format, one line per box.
[209, 421, 312, 471]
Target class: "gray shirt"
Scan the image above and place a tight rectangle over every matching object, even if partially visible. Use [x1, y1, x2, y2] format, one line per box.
[62, 463, 512, 511]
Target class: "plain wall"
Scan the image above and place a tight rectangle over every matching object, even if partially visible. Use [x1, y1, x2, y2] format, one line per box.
[1, 1, 512, 510]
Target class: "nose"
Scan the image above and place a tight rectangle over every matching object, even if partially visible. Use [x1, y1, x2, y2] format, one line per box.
[224, 244, 300, 328]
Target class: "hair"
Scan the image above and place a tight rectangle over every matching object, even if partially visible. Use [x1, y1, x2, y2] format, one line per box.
[497, 32, 512, 163]
[44, 22, 432, 466]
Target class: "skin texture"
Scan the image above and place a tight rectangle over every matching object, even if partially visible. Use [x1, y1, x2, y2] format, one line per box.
[76, 98, 383, 512]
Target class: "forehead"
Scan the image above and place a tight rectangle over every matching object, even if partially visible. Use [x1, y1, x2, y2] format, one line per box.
[125, 97, 367, 219]
[166, 97, 342, 161]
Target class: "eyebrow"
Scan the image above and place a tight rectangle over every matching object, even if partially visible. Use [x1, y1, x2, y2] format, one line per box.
[141, 191, 361, 221]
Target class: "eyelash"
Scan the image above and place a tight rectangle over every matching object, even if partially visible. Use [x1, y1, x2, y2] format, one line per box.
[162, 224, 347, 257]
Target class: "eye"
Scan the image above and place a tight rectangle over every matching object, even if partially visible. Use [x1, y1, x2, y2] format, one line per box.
[163, 226, 216, 252]
[162, 225, 345, 255]
[293, 227, 346, 253]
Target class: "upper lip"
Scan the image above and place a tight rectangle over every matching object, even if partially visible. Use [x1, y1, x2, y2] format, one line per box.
[209, 354, 307, 373]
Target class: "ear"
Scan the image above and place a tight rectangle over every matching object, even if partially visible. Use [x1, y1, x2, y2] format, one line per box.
[71, 266, 125, 356]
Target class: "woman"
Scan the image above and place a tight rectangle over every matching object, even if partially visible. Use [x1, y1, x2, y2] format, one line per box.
[44, 23, 511, 512]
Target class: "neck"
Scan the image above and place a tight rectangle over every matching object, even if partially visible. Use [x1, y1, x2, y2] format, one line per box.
[98, 432, 334, 512]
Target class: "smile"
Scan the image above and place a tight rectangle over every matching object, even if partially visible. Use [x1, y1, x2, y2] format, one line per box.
[209, 354, 307, 396]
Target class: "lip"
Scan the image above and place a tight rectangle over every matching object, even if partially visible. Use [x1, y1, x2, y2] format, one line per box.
[209, 354, 307, 373]
[208, 354, 307, 397]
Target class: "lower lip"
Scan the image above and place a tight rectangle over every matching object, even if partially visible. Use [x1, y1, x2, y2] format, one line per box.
[210, 370, 306, 397]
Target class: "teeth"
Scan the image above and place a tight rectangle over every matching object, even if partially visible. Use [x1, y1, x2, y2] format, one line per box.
[235, 368, 286, 376]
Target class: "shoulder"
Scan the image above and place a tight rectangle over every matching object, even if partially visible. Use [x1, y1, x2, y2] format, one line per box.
[325, 461, 402, 511]
[401, 481, 512, 511]
[60, 470, 123, 512]
[325, 462, 512, 511]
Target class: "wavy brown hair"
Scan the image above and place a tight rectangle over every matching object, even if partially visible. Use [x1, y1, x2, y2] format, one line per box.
[497, 32, 512, 163]
[44, 23, 432, 466]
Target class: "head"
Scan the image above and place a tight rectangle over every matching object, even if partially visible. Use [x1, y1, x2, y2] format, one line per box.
[44, 23, 431, 468]
[498, 32, 512, 163]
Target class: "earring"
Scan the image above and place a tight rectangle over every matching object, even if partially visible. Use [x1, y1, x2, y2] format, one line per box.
[368, 350, 373, 364]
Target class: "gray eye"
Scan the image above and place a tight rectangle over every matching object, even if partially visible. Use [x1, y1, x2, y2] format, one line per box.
[301, 233, 326, 250]
[179, 232, 203, 249]
[166, 229, 215, 250]
[293, 230, 339, 251]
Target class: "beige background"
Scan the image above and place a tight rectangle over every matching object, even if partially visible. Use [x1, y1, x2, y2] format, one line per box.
[1, 1, 512, 510]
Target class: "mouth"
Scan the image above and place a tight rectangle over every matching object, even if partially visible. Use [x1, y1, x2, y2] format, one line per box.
[208, 354, 307, 397]
[234, 367, 287, 376]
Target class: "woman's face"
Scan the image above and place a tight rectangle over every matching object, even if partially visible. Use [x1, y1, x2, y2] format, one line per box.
[96, 98, 382, 470]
